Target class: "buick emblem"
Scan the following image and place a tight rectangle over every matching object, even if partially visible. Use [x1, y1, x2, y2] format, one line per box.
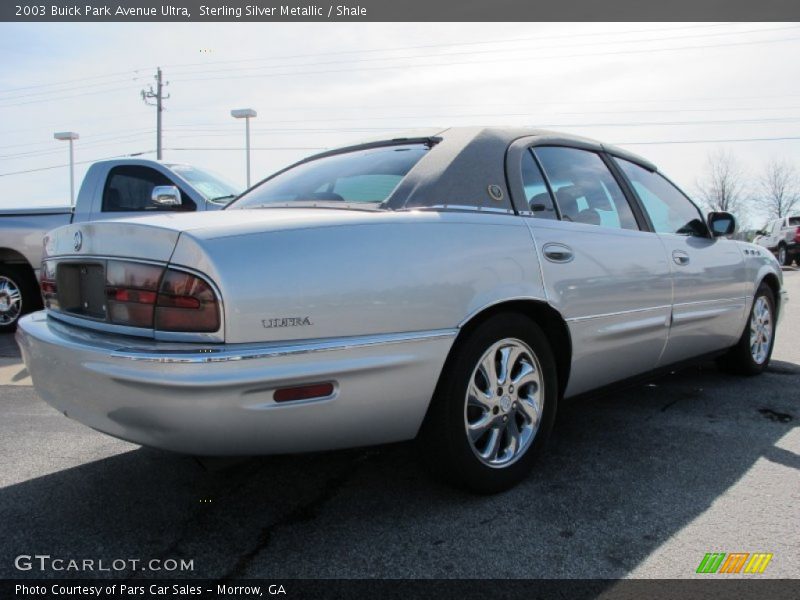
[487, 184, 504, 202]
[73, 231, 83, 252]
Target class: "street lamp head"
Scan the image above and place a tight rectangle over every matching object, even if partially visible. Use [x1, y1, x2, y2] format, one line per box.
[54, 131, 80, 141]
[230, 108, 257, 119]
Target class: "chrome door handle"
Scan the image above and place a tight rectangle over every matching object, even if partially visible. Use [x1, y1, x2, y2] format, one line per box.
[672, 250, 690, 266]
[543, 243, 574, 263]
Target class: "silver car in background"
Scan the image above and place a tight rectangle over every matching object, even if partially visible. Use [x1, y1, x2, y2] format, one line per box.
[17, 127, 786, 492]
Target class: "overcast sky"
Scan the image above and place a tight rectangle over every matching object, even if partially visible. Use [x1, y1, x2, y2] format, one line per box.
[1, 22, 799, 226]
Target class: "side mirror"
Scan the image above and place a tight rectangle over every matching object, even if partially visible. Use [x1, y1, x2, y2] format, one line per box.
[708, 211, 737, 237]
[151, 185, 182, 207]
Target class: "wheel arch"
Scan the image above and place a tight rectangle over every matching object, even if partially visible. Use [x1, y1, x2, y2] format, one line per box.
[759, 272, 782, 318]
[454, 299, 572, 400]
[0, 247, 34, 266]
[0, 248, 38, 285]
[0, 248, 42, 314]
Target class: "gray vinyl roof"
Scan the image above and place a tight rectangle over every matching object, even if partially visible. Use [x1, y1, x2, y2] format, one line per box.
[379, 126, 656, 210]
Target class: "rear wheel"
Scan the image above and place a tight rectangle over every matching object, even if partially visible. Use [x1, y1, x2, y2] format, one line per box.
[418, 313, 558, 493]
[717, 283, 776, 375]
[0, 265, 38, 333]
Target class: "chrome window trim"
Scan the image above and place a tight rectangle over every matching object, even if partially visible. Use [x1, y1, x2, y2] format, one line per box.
[400, 205, 514, 215]
[109, 328, 459, 363]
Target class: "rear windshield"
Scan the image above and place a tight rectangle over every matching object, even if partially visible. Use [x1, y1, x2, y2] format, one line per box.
[229, 144, 429, 209]
[789, 217, 800, 226]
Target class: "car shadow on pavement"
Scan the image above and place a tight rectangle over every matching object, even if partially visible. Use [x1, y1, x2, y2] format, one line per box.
[0, 361, 797, 580]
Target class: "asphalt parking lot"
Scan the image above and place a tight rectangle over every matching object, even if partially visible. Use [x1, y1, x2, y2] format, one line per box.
[1, 272, 798, 580]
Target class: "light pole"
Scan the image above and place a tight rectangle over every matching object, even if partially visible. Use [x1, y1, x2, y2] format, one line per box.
[54, 131, 79, 206]
[230, 108, 257, 187]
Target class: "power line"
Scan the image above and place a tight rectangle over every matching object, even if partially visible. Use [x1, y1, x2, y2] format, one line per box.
[164, 115, 800, 128]
[0, 132, 155, 160]
[0, 129, 154, 152]
[165, 22, 739, 71]
[167, 135, 800, 152]
[0, 84, 140, 108]
[172, 35, 800, 84]
[0, 151, 155, 177]
[0, 74, 150, 101]
[169, 24, 800, 79]
[0, 68, 148, 94]
[0, 24, 739, 98]
[617, 136, 800, 145]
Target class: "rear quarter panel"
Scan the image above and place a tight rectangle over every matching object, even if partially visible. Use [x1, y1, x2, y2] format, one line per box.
[169, 211, 547, 343]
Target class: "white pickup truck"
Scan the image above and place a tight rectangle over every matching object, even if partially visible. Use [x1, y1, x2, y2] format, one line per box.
[0, 158, 240, 331]
[754, 215, 800, 266]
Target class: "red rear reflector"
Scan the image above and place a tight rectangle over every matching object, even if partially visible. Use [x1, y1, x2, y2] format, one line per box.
[108, 288, 157, 304]
[274, 383, 335, 403]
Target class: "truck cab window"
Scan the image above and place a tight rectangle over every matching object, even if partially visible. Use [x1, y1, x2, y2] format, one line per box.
[102, 166, 195, 212]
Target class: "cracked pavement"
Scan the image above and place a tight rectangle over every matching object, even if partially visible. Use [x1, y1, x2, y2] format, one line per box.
[1, 271, 798, 579]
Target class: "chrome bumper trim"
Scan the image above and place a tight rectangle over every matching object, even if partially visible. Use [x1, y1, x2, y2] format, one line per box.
[110, 329, 459, 363]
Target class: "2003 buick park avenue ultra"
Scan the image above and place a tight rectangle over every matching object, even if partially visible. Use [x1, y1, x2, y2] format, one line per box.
[17, 127, 787, 492]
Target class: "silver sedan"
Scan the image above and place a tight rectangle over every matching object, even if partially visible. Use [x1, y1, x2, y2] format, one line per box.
[17, 127, 787, 492]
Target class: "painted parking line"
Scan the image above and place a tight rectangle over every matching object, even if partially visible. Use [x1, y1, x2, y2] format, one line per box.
[0, 358, 31, 386]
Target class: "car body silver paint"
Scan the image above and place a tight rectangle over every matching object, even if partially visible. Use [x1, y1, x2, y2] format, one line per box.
[16, 127, 788, 456]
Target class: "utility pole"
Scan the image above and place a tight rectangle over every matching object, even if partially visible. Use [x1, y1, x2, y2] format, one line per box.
[141, 67, 169, 159]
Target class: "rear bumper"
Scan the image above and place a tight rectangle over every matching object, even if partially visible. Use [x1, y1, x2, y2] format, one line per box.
[16, 312, 455, 455]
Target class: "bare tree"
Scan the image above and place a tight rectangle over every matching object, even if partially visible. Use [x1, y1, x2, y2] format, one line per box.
[695, 150, 748, 217]
[758, 158, 799, 219]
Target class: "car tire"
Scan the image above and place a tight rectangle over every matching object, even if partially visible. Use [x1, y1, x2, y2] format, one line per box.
[777, 244, 791, 266]
[716, 283, 776, 376]
[417, 312, 558, 493]
[0, 265, 38, 333]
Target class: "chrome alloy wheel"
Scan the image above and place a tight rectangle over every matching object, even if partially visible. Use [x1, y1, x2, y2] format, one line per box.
[750, 296, 773, 365]
[0, 276, 22, 326]
[778, 245, 787, 265]
[464, 338, 544, 468]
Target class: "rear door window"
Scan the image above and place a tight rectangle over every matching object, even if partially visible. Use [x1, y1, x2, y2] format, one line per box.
[533, 147, 639, 230]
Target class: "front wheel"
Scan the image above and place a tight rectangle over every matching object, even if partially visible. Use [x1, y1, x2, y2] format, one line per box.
[418, 313, 558, 493]
[717, 283, 776, 375]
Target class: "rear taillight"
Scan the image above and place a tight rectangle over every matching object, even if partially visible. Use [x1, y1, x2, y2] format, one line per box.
[43, 259, 220, 334]
[106, 261, 163, 328]
[794, 227, 800, 243]
[40, 260, 58, 310]
[155, 269, 220, 332]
